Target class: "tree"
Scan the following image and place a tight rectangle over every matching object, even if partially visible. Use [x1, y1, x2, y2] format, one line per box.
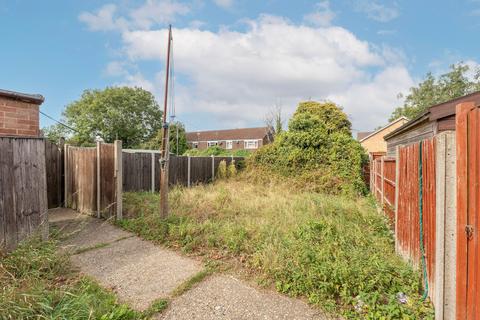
[390, 63, 480, 121]
[265, 104, 284, 137]
[253, 101, 367, 195]
[51, 87, 162, 148]
[42, 123, 69, 144]
[142, 121, 188, 155]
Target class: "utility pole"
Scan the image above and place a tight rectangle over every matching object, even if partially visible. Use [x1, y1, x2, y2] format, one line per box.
[159, 25, 172, 218]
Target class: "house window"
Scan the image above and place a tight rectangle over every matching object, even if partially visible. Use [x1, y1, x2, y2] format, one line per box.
[192, 142, 198, 149]
[226, 140, 233, 149]
[244, 140, 258, 149]
[207, 141, 218, 147]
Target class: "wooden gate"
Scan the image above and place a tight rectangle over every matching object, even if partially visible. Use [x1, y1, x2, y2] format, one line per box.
[456, 102, 480, 319]
[64, 141, 122, 219]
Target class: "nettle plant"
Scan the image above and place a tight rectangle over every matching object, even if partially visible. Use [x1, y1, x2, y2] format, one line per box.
[252, 101, 367, 195]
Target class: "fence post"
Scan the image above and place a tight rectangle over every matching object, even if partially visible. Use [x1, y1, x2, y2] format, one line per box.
[187, 156, 191, 187]
[381, 156, 385, 209]
[114, 140, 123, 220]
[151, 153, 155, 193]
[395, 147, 400, 253]
[64, 144, 69, 208]
[96, 141, 101, 218]
[211, 155, 215, 181]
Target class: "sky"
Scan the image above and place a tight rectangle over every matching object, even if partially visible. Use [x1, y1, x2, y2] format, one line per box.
[1, 0, 480, 133]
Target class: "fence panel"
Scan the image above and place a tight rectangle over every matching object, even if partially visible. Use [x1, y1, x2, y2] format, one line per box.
[396, 139, 436, 300]
[0, 137, 48, 251]
[122, 152, 245, 192]
[65, 146, 97, 214]
[370, 157, 396, 222]
[456, 102, 480, 320]
[45, 140, 63, 208]
[99, 143, 116, 218]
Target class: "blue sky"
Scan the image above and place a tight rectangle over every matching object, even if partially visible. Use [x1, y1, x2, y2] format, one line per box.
[1, 0, 479, 132]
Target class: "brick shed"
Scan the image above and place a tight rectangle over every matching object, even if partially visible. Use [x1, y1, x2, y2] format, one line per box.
[0, 89, 44, 137]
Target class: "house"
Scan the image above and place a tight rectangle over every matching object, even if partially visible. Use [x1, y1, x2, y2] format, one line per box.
[186, 127, 273, 151]
[358, 116, 409, 154]
[0, 89, 44, 137]
[384, 91, 480, 157]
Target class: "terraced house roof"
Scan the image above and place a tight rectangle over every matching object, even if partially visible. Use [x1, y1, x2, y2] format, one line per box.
[186, 127, 271, 142]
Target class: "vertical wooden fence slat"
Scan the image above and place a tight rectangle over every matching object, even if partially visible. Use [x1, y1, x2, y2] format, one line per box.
[456, 102, 472, 320]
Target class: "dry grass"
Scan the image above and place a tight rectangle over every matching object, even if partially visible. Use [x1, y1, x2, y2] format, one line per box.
[120, 175, 434, 319]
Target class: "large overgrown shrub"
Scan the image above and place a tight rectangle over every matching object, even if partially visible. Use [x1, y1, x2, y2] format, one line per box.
[252, 101, 367, 195]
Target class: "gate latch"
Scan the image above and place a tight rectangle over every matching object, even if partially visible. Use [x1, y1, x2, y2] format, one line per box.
[466, 225, 474, 240]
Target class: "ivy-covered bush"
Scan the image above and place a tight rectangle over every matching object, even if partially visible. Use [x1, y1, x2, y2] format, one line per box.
[251, 101, 367, 195]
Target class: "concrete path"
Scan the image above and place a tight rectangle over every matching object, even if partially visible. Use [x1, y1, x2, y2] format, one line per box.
[49, 208, 328, 319]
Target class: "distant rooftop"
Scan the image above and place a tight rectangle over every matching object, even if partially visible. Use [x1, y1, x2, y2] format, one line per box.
[186, 127, 271, 141]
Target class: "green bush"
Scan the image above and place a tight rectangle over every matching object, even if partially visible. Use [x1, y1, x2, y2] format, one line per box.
[252, 101, 367, 195]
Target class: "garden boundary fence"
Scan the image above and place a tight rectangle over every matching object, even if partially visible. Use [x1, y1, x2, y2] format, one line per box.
[370, 132, 457, 319]
[0, 137, 48, 251]
[122, 150, 244, 192]
[64, 141, 122, 219]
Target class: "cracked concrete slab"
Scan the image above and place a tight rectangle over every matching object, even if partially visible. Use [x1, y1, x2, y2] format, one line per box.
[49, 208, 132, 253]
[71, 236, 203, 311]
[158, 275, 328, 320]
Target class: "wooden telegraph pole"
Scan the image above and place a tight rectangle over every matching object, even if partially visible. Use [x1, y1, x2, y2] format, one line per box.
[160, 25, 173, 218]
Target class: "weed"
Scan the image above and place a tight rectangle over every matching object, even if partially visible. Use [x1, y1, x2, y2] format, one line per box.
[0, 238, 143, 319]
[121, 177, 434, 319]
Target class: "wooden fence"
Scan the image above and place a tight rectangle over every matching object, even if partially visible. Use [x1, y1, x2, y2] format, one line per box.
[456, 102, 480, 320]
[396, 139, 436, 300]
[122, 150, 244, 192]
[370, 157, 396, 221]
[0, 137, 48, 251]
[45, 140, 64, 208]
[64, 141, 122, 219]
[370, 139, 437, 300]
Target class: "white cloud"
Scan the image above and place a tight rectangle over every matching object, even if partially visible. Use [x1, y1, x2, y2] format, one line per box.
[104, 61, 128, 77]
[79, 4, 128, 31]
[79, 0, 189, 32]
[213, 0, 234, 9]
[116, 14, 412, 130]
[354, 1, 399, 22]
[130, 0, 190, 29]
[304, 1, 335, 27]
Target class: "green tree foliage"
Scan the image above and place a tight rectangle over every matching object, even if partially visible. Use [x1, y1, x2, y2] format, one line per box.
[390, 63, 480, 121]
[44, 87, 163, 148]
[252, 101, 367, 195]
[142, 122, 188, 155]
[42, 124, 69, 144]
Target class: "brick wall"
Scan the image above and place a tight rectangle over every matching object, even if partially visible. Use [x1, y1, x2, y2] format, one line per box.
[0, 96, 40, 137]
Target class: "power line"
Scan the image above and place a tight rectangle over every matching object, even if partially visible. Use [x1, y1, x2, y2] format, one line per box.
[39, 110, 79, 133]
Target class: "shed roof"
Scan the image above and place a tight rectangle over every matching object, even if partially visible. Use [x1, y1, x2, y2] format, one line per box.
[384, 91, 480, 140]
[0, 89, 44, 105]
[186, 127, 271, 141]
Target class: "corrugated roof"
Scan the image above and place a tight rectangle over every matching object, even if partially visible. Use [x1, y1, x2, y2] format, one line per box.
[186, 127, 270, 141]
[0, 89, 44, 104]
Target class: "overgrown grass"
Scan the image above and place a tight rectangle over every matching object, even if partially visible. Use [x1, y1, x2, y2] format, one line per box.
[0, 238, 143, 319]
[120, 177, 434, 319]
